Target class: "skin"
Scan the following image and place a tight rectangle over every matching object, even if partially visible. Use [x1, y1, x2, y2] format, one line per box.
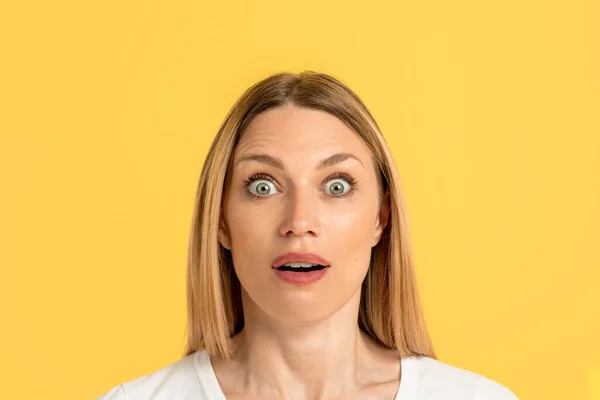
[216, 104, 399, 400]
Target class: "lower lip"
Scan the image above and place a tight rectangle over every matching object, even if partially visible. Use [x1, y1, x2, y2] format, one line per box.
[273, 267, 329, 285]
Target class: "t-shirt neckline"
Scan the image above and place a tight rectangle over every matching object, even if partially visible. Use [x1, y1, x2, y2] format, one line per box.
[194, 349, 421, 399]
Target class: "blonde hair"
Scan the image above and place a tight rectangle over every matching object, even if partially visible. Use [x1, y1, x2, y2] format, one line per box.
[184, 71, 436, 360]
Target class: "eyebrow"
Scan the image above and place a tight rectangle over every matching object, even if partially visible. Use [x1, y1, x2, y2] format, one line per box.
[235, 152, 365, 170]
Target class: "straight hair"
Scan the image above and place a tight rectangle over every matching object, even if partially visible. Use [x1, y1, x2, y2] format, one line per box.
[184, 71, 436, 361]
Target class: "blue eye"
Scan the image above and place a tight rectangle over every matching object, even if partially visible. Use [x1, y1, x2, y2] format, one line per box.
[324, 179, 350, 196]
[246, 178, 279, 198]
[242, 172, 357, 200]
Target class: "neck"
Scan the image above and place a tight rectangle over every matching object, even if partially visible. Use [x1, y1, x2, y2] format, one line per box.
[224, 287, 398, 400]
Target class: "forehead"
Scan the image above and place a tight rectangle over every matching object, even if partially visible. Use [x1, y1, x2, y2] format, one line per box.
[234, 106, 371, 160]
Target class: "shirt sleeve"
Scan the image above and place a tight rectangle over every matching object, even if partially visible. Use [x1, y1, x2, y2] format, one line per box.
[475, 376, 519, 400]
[95, 384, 127, 400]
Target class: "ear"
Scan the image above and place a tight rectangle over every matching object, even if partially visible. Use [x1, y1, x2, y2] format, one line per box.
[372, 191, 390, 247]
[218, 216, 231, 250]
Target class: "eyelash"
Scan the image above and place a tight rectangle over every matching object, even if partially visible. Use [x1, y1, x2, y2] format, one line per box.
[242, 172, 358, 200]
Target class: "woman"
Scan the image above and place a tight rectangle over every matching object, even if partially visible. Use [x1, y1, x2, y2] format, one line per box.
[97, 71, 519, 399]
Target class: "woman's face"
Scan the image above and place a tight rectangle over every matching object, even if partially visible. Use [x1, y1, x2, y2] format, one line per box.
[218, 105, 388, 324]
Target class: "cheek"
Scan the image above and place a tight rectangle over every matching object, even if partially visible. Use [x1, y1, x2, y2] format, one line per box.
[225, 200, 277, 271]
[324, 205, 376, 242]
[324, 207, 377, 273]
[227, 202, 268, 246]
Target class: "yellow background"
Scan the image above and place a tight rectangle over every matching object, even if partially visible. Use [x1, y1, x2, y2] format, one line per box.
[1, 1, 598, 399]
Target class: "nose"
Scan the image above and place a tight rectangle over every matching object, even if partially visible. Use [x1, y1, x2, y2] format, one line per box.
[279, 186, 320, 237]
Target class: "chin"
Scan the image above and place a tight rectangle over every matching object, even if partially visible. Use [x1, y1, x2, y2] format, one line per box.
[268, 295, 350, 325]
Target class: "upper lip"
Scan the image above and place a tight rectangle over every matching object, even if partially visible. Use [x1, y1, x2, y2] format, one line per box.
[272, 252, 331, 268]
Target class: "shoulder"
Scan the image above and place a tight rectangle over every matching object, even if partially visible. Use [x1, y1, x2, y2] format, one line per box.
[95, 350, 215, 400]
[403, 356, 519, 400]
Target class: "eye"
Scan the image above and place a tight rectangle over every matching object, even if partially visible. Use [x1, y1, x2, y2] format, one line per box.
[323, 173, 357, 198]
[243, 173, 280, 199]
[242, 172, 358, 200]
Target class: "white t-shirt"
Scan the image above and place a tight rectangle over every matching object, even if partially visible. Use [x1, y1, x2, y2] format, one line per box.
[96, 349, 519, 399]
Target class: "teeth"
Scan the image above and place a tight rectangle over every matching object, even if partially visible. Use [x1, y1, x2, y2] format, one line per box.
[283, 262, 317, 268]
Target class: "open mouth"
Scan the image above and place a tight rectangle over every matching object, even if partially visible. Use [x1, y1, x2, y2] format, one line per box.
[273, 263, 329, 285]
[276, 265, 327, 272]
